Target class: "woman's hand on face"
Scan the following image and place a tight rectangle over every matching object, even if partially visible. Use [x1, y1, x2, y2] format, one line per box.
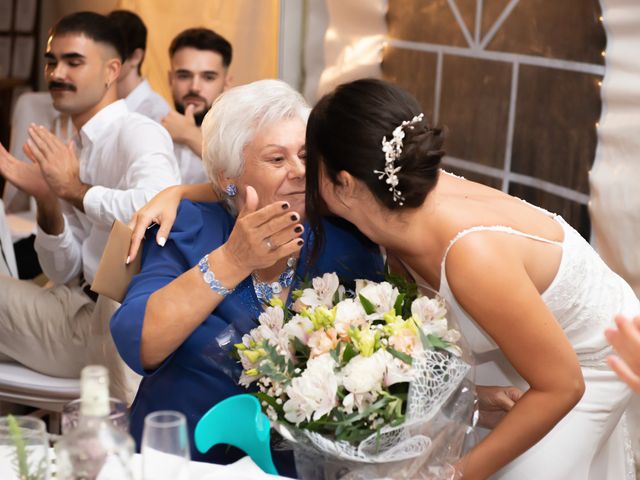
[476, 385, 524, 429]
[221, 186, 304, 274]
[127, 185, 184, 263]
[605, 314, 640, 393]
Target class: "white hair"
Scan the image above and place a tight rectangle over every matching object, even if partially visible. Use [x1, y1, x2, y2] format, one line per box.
[201, 79, 310, 199]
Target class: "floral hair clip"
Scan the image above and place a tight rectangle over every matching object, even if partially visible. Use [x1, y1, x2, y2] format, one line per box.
[374, 113, 424, 206]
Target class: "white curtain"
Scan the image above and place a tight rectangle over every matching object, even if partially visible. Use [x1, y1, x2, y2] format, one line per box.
[306, 0, 386, 103]
[590, 0, 640, 297]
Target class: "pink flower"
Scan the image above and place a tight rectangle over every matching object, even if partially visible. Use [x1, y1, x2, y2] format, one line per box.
[307, 328, 339, 358]
[389, 329, 419, 356]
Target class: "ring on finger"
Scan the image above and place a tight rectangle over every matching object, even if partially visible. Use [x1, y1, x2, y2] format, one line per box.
[265, 237, 274, 250]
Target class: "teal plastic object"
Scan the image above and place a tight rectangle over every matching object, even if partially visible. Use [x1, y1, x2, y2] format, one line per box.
[194, 394, 278, 475]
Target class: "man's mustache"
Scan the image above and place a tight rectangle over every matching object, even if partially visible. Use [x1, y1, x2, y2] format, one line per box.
[48, 81, 76, 92]
[182, 92, 206, 103]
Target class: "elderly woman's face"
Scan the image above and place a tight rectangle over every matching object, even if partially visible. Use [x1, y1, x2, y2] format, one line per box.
[236, 117, 307, 216]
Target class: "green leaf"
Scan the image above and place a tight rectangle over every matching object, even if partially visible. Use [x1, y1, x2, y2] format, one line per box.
[426, 333, 451, 350]
[255, 392, 285, 417]
[393, 293, 405, 316]
[416, 322, 430, 350]
[358, 293, 376, 315]
[330, 342, 343, 363]
[342, 342, 358, 363]
[387, 347, 413, 365]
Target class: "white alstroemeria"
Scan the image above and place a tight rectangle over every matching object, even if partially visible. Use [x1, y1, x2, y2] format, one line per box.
[342, 349, 391, 394]
[333, 298, 367, 338]
[420, 318, 449, 338]
[411, 296, 447, 325]
[358, 281, 400, 318]
[342, 391, 380, 414]
[298, 273, 340, 309]
[443, 329, 461, 343]
[283, 354, 338, 424]
[355, 279, 373, 296]
[384, 357, 416, 387]
[258, 306, 285, 331]
[282, 314, 314, 344]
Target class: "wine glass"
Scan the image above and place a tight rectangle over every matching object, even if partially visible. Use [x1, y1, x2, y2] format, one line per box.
[141, 411, 190, 480]
[61, 397, 129, 434]
[0, 416, 50, 480]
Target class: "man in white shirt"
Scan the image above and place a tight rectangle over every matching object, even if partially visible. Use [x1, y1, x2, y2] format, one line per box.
[161, 28, 232, 183]
[0, 12, 180, 395]
[108, 10, 170, 123]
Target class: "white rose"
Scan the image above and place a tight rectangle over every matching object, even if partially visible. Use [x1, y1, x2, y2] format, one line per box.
[342, 350, 391, 394]
[333, 299, 367, 337]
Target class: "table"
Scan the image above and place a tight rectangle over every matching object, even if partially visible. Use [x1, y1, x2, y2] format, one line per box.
[35, 448, 292, 479]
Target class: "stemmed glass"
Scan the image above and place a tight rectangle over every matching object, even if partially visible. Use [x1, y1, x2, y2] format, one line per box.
[0, 416, 50, 480]
[61, 397, 129, 434]
[141, 410, 190, 480]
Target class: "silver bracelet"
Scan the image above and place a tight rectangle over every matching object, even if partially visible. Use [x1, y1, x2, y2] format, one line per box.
[197, 254, 234, 297]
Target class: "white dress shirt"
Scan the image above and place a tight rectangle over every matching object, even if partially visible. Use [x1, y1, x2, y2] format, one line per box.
[125, 80, 206, 183]
[34, 100, 181, 285]
[175, 142, 208, 184]
[124, 79, 171, 124]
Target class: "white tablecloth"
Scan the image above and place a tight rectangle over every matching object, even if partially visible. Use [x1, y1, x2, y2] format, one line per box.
[131, 453, 290, 479]
[39, 447, 292, 479]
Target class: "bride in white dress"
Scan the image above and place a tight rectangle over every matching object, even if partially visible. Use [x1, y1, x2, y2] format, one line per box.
[303, 79, 638, 479]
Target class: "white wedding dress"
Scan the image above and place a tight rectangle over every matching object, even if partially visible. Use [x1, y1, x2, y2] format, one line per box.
[409, 201, 638, 479]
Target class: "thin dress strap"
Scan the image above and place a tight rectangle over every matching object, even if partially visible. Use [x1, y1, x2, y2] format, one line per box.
[440, 224, 564, 275]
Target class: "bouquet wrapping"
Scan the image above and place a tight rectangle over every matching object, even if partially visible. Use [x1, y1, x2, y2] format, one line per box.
[235, 273, 476, 479]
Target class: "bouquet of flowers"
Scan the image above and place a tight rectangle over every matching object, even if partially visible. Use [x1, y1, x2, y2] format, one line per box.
[235, 273, 475, 479]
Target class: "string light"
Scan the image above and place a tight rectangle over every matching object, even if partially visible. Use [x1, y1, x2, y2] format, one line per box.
[599, 15, 604, 22]
[598, 80, 602, 87]
[601, 51, 606, 58]
[595, 122, 600, 128]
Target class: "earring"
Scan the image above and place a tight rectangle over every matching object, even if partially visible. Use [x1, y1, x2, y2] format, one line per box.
[225, 184, 237, 197]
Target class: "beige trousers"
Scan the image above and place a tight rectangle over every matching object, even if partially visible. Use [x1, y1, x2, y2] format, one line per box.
[0, 274, 140, 404]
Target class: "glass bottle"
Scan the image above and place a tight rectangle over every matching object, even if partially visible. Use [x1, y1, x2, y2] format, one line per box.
[55, 365, 135, 479]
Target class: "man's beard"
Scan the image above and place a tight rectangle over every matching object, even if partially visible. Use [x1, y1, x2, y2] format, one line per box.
[175, 98, 210, 126]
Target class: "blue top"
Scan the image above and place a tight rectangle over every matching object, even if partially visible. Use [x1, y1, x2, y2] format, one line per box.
[111, 201, 383, 473]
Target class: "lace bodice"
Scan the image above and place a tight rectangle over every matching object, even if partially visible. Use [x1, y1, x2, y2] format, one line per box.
[438, 206, 640, 368]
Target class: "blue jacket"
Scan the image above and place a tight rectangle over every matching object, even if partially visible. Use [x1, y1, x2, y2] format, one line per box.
[111, 201, 383, 472]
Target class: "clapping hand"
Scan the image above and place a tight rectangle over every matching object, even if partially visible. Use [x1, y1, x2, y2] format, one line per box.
[605, 315, 640, 393]
[24, 124, 89, 208]
[0, 141, 52, 200]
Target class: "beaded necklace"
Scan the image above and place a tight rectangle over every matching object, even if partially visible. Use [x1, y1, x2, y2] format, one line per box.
[251, 257, 297, 304]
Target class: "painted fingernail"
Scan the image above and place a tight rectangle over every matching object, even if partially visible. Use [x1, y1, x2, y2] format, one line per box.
[125, 256, 131, 265]
[297, 239, 304, 246]
[290, 214, 298, 221]
[294, 226, 303, 233]
[158, 237, 166, 247]
[282, 202, 290, 210]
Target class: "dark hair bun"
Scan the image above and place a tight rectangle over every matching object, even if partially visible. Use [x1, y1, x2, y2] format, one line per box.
[393, 121, 445, 209]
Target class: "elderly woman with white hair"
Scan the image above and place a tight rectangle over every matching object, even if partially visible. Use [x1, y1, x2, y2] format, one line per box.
[110, 80, 383, 471]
